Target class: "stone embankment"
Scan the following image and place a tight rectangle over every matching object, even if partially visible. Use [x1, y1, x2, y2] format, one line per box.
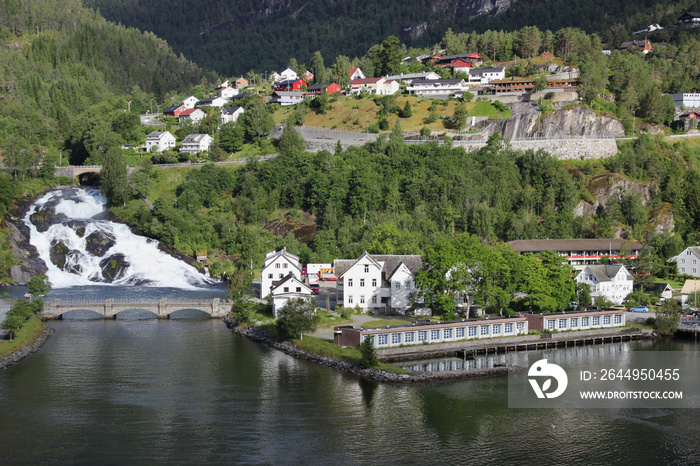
[224, 316, 511, 384]
[0, 323, 54, 371]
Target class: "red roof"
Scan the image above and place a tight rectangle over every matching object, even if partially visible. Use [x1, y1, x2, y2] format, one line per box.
[349, 67, 360, 76]
[179, 108, 201, 116]
[452, 59, 472, 68]
[350, 77, 382, 85]
[467, 53, 483, 59]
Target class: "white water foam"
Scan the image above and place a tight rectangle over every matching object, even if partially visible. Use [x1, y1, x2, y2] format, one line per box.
[25, 188, 217, 289]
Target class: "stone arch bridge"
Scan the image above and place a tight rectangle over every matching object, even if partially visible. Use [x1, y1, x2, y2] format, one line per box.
[43, 298, 231, 319]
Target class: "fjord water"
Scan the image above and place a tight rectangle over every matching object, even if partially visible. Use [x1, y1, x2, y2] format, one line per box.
[2, 188, 700, 463]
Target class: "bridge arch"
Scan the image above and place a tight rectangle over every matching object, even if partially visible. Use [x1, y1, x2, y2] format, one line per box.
[43, 298, 230, 320]
[59, 308, 106, 320]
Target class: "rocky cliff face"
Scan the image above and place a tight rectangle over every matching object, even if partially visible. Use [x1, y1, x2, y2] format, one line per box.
[3, 193, 48, 285]
[476, 104, 625, 139]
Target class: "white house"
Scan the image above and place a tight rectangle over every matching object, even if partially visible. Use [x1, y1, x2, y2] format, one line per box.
[279, 68, 298, 81]
[575, 264, 634, 305]
[680, 280, 700, 306]
[196, 96, 229, 108]
[375, 79, 400, 95]
[468, 67, 506, 84]
[270, 274, 314, 317]
[179, 133, 213, 155]
[349, 67, 365, 80]
[269, 71, 281, 83]
[217, 86, 239, 99]
[407, 78, 471, 98]
[334, 252, 422, 314]
[181, 95, 199, 109]
[271, 91, 305, 106]
[348, 77, 399, 95]
[261, 248, 302, 298]
[384, 72, 441, 85]
[178, 108, 206, 124]
[221, 106, 244, 124]
[672, 246, 700, 277]
[145, 131, 176, 153]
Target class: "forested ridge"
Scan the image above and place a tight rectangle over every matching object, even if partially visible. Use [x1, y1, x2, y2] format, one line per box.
[87, 0, 700, 74]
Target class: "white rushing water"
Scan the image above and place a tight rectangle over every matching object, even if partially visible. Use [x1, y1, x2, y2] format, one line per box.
[25, 188, 217, 289]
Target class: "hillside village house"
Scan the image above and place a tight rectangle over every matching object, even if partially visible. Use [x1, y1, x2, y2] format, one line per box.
[179, 133, 213, 155]
[507, 238, 644, 270]
[575, 264, 634, 305]
[163, 104, 187, 117]
[349, 77, 399, 95]
[680, 280, 700, 306]
[279, 68, 298, 81]
[307, 83, 342, 95]
[145, 131, 176, 153]
[349, 67, 365, 80]
[234, 77, 248, 88]
[618, 39, 653, 54]
[407, 78, 471, 98]
[274, 79, 308, 92]
[334, 252, 422, 314]
[177, 108, 205, 124]
[670, 93, 700, 109]
[676, 12, 700, 27]
[261, 248, 302, 299]
[221, 106, 244, 124]
[196, 96, 228, 107]
[672, 246, 700, 277]
[271, 91, 305, 106]
[217, 86, 239, 99]
[269, 274, 313, 317]
[181, 95, 199, 109]
[269, 71, 281, 83]
[468, 67, 506, 84]
[384, 72, 441, 85]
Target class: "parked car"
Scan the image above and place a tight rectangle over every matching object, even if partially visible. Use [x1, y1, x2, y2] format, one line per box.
[610, 305, 627, 311]
[630, 306, 650, 313]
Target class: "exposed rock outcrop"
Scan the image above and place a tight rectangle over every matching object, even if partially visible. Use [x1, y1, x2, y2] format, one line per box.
[3, 193, 48, 285]
[99, 254, 129, 282]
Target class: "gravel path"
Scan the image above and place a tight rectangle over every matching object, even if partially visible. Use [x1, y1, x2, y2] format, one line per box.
[311, 314, 409, 341]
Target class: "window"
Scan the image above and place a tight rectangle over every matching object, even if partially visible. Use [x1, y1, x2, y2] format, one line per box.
[360, 296, 365, 304]
[614, 315, 622, 324]
[570, 318, 578, 328]
[505, 323, 513, 333]
[391, 333, 401, 344]
[348, 296, 353, 304]
[417, 331, 427, 342]
[364, 265, 369, 273]
[268, 274, 273, 279]
[371, 296, 377, 304]
[406, 281, 411, 290]
[603, 316, 611, 325]
[360, 279, 365, 287]
[558, 319, 566, 329]
[275, 263, 280, 269]
[395, 282, 401, 290]
[405, 332, 414, 343]
[468, 326, 477, 337]
[547, 320, 555, 330]
[283, 263, 288, 269]
[431, 329, 440, 340]
[456, 327, 465, 338]
[372, 279, 377, 287]
[377, 335, 387, 346]
[283, 287, 289, 292]
[296, 287, 301, 292]
[443, 328, 452, 339]
[348, 279, 353, 287]
[593, 316, 600, 326]
[480, 325, 489, 336]
[492, 324, 501, 335]
[517, 322, 524, 332]
[279, 274, 284, 278]
[582, 317, 589, 327]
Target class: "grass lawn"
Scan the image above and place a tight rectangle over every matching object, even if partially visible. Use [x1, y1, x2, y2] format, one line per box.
[292, 335, 408, 374]
[0, 315, 44, 357]
[315, 310, 348, 326]
[656, 277, 684, 289]
[362, 317, 415, 328]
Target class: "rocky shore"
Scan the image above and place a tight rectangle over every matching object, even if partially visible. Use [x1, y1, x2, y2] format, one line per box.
[224, 316, 512, 384]
[0, 322, 54, 371]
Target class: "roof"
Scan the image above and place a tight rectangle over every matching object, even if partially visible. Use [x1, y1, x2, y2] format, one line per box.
[333, 253, 423, 282]
[221, 106, 243, 115]
[581, 265, 630, 282]
[163, 104, 183, 113]
[619, 39, 651, 48]
[307, 83, 336, 91]
[179, 108, 202, 116]
[470, 67, 504, 73]
[272, 91, 305, 97]
[270, 273, 310, 294]
[146, 131, 172, 139]
[182, 133, 211, 143]
[681, 280, 700, 294]
[410, 79, 466, 85]
[384, 72, 440, 80]
[264, 247, 301, 269]
[276, 79, 305, 86]
[508, 238, 644, 253]
[349, 67, 360, 75]
[350, 77, 383, 85]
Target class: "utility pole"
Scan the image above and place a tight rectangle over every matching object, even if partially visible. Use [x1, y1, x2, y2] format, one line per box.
[127, 101, 132, 112]
[150, 99, 154, 113]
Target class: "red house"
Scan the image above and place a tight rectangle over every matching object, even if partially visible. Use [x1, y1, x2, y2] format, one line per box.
[274, 79, 309, 92]
[163, 104, 187, 117]
[307, 83, 342, 95]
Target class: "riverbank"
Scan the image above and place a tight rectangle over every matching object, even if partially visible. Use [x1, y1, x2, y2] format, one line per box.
[224, 316, 513, 384]
[0, 316, 54, 371]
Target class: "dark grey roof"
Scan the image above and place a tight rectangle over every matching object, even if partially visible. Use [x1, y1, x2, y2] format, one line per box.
[221, 106, 243, 115]
[410, 79, 465, 85]
[583, 265, 631, 282]
[469, 67, 504, 73]
[508, 238, 644, 253]
[307, 83, 334, 91]
[182, 133, 210, 143]
[163, 105, 181, 113]
[333, 253, 423, 282]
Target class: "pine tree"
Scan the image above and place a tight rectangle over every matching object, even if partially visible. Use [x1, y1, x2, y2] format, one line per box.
[100, 146, 128, 207]
[359, 336, 379, 369]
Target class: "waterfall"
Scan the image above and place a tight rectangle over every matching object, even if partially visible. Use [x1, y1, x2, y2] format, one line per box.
[24, 188, 217, 289]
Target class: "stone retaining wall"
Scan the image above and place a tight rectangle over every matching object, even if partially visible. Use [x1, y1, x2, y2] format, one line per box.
[544, 328, 630, 339]
[0, 323, 54, 371]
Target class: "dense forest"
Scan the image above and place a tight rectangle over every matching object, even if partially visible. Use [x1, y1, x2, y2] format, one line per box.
[87, 0, 700, 74]
[0, 0, 217, 168]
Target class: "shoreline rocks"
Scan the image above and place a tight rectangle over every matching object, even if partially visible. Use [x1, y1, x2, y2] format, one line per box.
[223, 315, 511, 385]
[0, 322, 54, 371]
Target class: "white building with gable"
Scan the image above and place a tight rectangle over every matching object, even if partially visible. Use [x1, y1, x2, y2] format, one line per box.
[672, 246, 700, 277]
[575, 264, 634, 305]
[334, 252, 422, 314]
[269, 274, 313, 317]
[261, 248, 302, 298]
